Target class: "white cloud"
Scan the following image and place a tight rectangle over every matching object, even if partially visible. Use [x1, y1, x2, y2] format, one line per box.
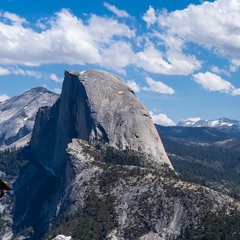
[144, 77, 175, 94]
[25, 70, 42, 79]
[0, 66, 10, 75]
[156, 0, 240, 57]
[100, 41, 135, 74]
[0, 66, 44, 78]
[136, 45, 172, 74]
[103, 2, 130, 18]
[0, 66, 62, 81]
[135, 40, 201, 75]
[87, 14, 134, 44]
[166, 50, 201, 75]
[192, 71, 234, 93]
[149, 111, 176, 126]
[127, 77, 175, 95]
[232, 88, 240, 96]
[142, 6, 157, 28]
[1, 1, 240, 83]
[0, 94, 9, 102]
[0, 7, 201, 76]
[49, 73, 63, 83]
[211, 65, 229, 76]
[230, 58, 240, 72]
[36, 18, 48, 30]
[53, 88, 62, 94]
[10, 67, 43, 78]
[126, 80, 140, 92]
[0, 9, 134, 72]
[2, 11, 28, 25]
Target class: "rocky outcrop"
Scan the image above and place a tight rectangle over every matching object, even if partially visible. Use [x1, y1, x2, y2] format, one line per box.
[12, 70, 240, 239]
[0, 87, 59, 149]
[30, 70, 173, 176]
[14, 137, 240, 240]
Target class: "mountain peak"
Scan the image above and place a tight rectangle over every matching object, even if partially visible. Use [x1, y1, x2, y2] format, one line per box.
[177, 117, 240, 128]
[0, 88, 59, 149]
[26, 86, 51, 94]
[30, 69, 173, 176]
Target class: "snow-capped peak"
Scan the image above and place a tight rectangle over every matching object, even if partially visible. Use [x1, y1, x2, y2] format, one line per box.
[178, 117, 201, 126]
[177, 117, 240, 129]
[53, 235, 72, 240]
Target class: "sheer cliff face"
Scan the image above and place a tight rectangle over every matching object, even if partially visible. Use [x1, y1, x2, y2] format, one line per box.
[13, 70, 240, 239]
[30, 69, 173, 176]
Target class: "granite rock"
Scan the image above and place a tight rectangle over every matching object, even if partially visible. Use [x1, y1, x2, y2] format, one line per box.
[31, 70, 173, 176]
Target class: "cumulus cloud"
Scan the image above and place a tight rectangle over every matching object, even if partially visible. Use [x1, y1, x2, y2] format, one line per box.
[144, 77, 175, 94]
[136, 45, 172, 74]
[0, 6, 201, 76]
[0, 94, 9, 102]
[192, 71, 235, 93]
[2, 11, 28, 25]
[134, 36, 201, 75]
[0, 8, 134, 71]
[49, 73, 63, 83]
[230, 58, 240, 72]
[149, 111, 176, 126]
[232, 88, 240, 96]
[127, 80, 140, 92]
[0, 66, 44, 78]
[53, 88, 62, 94]
[142, 6, 157, 28]
[156, 0, 240, 57]
[100, 41, 135, 74]
[0, 66, 10, 75]
[127, 77, 175, 95]
[25, 70, 43, 79]
[10, 67, 43, 78]
[0, 65, 64, 83]
[103, 2, 130, 18]
[1, 1, 240, 84]
[211, 65, 229, 76]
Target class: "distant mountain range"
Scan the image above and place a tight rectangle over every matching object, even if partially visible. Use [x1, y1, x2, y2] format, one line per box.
[176, 117, 240, 139]
[156, 122, 240, 203]
[177, 117, 240, 128]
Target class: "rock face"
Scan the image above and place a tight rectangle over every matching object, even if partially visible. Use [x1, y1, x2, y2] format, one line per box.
[0, 87, 59, 149]
[12, 70, 240, 240]
[13, 69, 173, 238]
[30, 70, 173, 176]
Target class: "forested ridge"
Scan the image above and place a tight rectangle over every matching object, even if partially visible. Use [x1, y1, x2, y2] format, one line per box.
[1, 126, 240, 239]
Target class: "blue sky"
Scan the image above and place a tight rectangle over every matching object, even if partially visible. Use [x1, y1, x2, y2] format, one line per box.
[0, 0, 239, 125]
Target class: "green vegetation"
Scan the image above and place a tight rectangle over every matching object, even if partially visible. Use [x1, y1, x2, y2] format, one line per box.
[79, 139, 143, 167]
[0, 147, 28, 177]
[162, 137, 240, 198]
[45, 146, 147, 240]
[46, 190, 116, 239]
[103, 146, 142, 166]
[178, 210, 240, 239]
[9, 137, 240, 239]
